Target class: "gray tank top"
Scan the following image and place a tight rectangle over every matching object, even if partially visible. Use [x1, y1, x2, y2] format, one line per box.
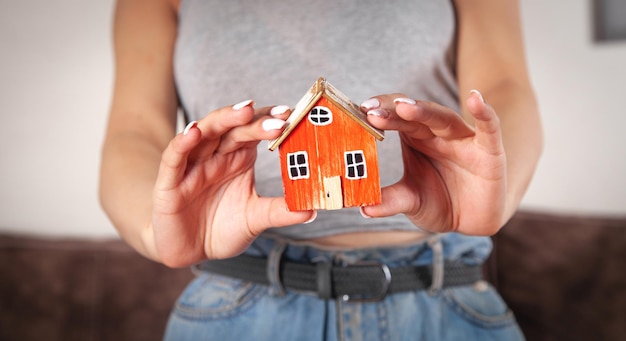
[174, 0, 459, 240]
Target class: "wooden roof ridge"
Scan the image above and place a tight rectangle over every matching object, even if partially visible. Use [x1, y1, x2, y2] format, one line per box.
[268, 77, 384, 151]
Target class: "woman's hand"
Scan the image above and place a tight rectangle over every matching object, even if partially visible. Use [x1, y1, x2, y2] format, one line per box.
[151, 101, 314, 267]
[360, 91, 507, 235]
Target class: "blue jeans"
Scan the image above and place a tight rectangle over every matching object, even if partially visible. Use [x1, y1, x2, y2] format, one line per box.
[164, 234, 524, 340]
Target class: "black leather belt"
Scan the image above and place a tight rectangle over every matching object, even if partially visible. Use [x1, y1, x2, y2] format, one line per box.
[196, 254, 483, 301]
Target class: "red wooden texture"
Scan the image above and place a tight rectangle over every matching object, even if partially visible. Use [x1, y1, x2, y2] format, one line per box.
[279, 114, 320, 211]
[279, 96, 381, 211]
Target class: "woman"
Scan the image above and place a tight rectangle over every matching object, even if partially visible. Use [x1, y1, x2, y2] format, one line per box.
[100, 0, 542, 339]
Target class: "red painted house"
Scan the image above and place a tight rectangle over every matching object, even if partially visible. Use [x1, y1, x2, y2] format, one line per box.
[269, 78, 384, 211]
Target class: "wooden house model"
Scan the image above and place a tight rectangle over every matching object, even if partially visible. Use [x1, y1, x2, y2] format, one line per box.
[269, 78, 384, 211]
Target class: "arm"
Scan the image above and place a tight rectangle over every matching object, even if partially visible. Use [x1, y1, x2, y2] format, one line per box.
[454, 0, 543, 222]
[360, 0, 542, 235]
[99, 0, 179, 261]
[100, 0, 313, 267]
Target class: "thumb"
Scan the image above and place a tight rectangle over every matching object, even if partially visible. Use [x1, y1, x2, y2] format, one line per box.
[467, 90, 504, 155]
[359, 183, 417, 219]
[247, 197, 316, 234]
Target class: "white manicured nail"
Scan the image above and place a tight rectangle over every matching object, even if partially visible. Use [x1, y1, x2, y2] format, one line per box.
[393, 97, 416, 105]
[232, 99, 254, 110]
[367, 109, 389, 118]
[183, 121, 197, 135]
[470, 90, 485, 104]
[262, 118, 286, 131]
[270, 105, 290, 116]
[304, 211, 317, 224]
[361, 98, 380, 110]
[359, 207, 372, 219]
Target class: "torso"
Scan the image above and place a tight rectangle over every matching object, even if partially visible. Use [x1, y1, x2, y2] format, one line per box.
[174, 0, 459, 247]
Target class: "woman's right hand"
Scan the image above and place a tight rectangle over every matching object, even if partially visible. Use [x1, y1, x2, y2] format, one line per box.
[151, 100, 315, 267]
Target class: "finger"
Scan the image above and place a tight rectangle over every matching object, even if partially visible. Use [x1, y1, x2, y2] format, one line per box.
[361, 95, 434, 139]
[359, 183, 417, 219]
[216, 105, 289, 154]
[156, 121, 203, 190]
[196, 100, 257, 140]
[186, 100, 258, 160]
[395, 97, 475, 139]
[246, 197, 316, 235]
[467, 90, 504, 154]
[363, 94, 476, 139]
[268, 104, 292, 120]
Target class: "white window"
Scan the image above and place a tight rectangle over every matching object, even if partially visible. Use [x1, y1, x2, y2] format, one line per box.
[287, 151, 310, 180]
[308, 106, 333, 126]
[345, 150, 367, 179]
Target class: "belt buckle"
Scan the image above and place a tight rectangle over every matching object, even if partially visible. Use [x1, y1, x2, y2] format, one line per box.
[341, 261, 392, 302]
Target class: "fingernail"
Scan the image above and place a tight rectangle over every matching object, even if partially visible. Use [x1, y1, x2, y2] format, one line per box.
[183, 121, 197, 135]
[233, 99, 254, 110]
[262, 118, 286, 131]
[470, 90, 485, 104]
[304, 211, 317, 224]
[367, 109, 389, 118]
[270, 105, 290, 116]
[393, 97, 416, 105]
[361, 98, 380, 110]
[359, 207, 372, 219]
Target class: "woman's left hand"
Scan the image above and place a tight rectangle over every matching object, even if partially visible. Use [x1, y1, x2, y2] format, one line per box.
[361, 91, 507, 235]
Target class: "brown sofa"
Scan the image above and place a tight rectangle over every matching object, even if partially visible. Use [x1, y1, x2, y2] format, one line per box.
[1, 210, 625, 341]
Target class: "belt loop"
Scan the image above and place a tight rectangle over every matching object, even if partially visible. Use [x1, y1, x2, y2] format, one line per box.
[316, 261, 333, 299]
[267, 239, 287, 297]
[427, 234, 444, 295]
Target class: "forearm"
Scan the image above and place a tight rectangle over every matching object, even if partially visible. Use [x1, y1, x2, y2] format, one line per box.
[99, 133, 164, 261]
[102, 0, 179, 260]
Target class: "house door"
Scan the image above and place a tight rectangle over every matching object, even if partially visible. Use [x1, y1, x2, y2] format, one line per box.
[323, 176, 343, 210]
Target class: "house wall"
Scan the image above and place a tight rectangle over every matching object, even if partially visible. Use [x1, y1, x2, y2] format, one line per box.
[0, 0, 624, 238]
[279, 97, 380, 211]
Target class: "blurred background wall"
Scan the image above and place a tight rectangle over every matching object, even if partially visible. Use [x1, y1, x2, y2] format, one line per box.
[0, 0, 624, 238]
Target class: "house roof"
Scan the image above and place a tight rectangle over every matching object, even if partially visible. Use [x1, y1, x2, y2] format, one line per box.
[268, 77, 384, 151]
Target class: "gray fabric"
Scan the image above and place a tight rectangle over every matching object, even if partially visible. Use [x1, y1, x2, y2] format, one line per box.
[174, 0, 459, 239]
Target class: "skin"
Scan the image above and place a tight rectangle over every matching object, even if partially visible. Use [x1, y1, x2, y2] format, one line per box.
[99, 0, 542, 267]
